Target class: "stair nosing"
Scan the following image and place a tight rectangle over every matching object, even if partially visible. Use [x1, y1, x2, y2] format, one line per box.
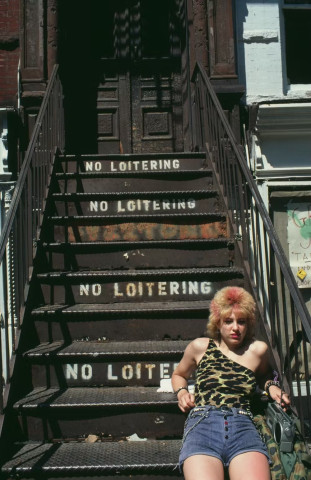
[31, 299, 212, 316]
[13, 386, 177, 410]
[23, 340, 190, 359]
[37, 266, 243, 279]
[1, 440, 181, 473]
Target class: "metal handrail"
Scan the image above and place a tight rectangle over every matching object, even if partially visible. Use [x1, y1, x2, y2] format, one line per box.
[192, 62, 311, 436]
[0, 65, 64, 411]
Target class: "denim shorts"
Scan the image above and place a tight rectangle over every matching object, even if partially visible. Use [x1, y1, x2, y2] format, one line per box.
[179, 405, 271, 469]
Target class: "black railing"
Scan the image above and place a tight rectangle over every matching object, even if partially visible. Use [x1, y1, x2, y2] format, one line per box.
[0, 65, 64, 412]
[192, 62, 311, 437]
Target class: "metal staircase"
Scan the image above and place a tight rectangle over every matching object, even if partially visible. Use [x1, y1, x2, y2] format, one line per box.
[0, 64, 310, 479]
[0, 147, 243, 478]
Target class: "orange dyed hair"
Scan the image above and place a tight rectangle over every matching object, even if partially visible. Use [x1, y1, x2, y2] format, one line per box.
[207, 286, 256, 340]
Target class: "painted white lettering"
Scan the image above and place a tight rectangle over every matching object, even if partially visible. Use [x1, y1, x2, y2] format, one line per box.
[145, 364, 156, 379]
[119, 162, 126, 171]
[110, 161, 117, 171]
[133, 161, 140, 170]
[189, 281, 199, 295]
[126, 283, 136, 297]
[107, 364, 118, 380]
[114, 283, 124, 297]
[143, 200, 151, 211]
[142, 160, 148, 170]
[164, 159, 171, 169]
[128, 200, 136, 212]
[170, 282, 180, 295]
[150, 160, 157, 170]
[95, 162, 102, 171]
[146, 282, 155, 296]
[122, 365, 134, 380]
[138, 282, 143, 296]
[188, 198, 196, 209]
[158, 282, 167, 296]
[160, 363, 170, 379]
[81, 364, 92, 380]
[66, 364, 78, 380]
[136, 363, 142, 379]
[172, 159, 180, 169]
[153, 200, 160, 210]
[201, 282, 212, 294]
[92, 284, 101, 296]
[90, 201, 98, 212]
[162, 200, 170, 210]
[117, 201, 126, 213]
[100, 201, 108, 211]
[178, 199, 186, 210]
[85, 162, 93, 171]
[80, 284, 89, 296]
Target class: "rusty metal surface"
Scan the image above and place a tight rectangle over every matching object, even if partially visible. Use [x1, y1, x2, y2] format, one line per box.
[53, 219, 228, 243]
[40, 239, 234, 271]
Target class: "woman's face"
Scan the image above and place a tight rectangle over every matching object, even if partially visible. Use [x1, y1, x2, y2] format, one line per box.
[218, 310, 248, 348]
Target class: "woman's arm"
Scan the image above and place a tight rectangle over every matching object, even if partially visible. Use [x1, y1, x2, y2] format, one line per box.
[171, 338, 208, 413]
[255, 341, 290, 409]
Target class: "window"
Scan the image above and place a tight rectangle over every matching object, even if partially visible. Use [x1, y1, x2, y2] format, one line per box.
[283, 2, 311, 84]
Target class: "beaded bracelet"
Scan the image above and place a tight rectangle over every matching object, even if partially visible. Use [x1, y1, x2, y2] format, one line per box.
[174, 386, 189, 396]
[265, 380, 280, 396]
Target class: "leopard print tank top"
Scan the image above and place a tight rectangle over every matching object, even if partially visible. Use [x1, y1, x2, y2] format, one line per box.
[194, 339, 257, 410]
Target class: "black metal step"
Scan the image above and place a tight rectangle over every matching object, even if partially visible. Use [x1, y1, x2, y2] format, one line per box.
[58, 151, 207, 173]
[51, 216, 228, 243]
[36, 267, 243, 305]
[25, 339, 189, 358]
[14, 387, 177, 409]
[24, 340, 188, 388]
[32, 299, 211, 316]
[31, 301, 210, 343]
[1, 440, 182, 476]
[55, 170, 213, 193]
[12, 387, 183, 440]
[51, 190, 221, 217]
[38, 238, 234, 271]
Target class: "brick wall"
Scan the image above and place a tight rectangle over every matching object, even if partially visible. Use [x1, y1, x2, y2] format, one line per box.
[0, 0, 20, 107]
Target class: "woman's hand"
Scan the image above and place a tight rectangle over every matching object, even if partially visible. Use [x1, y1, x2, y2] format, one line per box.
[177, 389, 195, 413]
[268, 385, 290, 410]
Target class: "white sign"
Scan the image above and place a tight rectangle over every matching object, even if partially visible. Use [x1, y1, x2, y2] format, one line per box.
[287, 201, 311, 288]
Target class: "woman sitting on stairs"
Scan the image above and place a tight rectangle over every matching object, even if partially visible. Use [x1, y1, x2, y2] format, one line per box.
[171, 286, 290, 480]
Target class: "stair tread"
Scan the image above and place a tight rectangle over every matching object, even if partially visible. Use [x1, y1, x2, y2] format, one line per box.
[14, 386, 176, 409]
[24, 340, 189, 358]
[42, 238, 233, 248]
[31, 299, 211, 315]
[55, 169, 211, 177]
[37, 266, 243, 279]
[59, 151, 205, 159]
[1, 439, 181, 473]
[48, 212, 225, 220]
[52, 189, 218, 197]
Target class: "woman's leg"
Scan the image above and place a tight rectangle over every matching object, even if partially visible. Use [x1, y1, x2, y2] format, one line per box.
[228, 452, 270, 480]
[183, 454, 224, 480]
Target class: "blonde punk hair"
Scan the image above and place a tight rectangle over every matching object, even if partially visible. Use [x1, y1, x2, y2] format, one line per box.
[207, 286, 256, 341]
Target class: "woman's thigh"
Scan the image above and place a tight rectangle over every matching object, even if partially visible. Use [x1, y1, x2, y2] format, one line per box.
[183, 455, 224, 480]
[229, 451, 270, 480]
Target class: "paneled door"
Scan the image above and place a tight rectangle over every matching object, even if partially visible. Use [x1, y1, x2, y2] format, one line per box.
[92, 0, 185, 153]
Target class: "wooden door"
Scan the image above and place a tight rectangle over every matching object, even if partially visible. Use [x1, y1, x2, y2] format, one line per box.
[94, 0, 184, 153]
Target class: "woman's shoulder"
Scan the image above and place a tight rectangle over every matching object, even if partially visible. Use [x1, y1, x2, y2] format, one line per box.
[186, 337, 210, 355]
[248, 339, 268, 357]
